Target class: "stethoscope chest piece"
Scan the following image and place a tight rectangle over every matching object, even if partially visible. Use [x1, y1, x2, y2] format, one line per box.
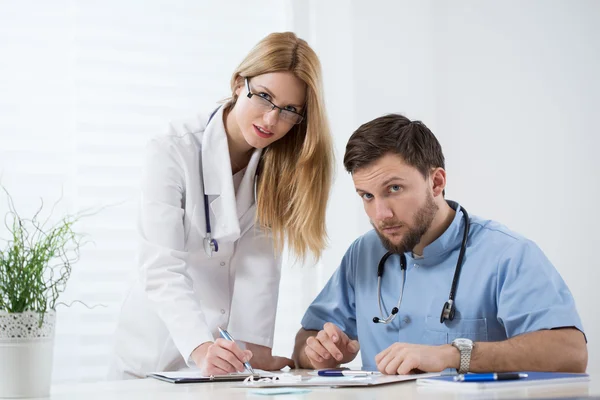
[203, 235, 218, 258]
[202, 107, 222, 258]
[440, 299, 455, 323]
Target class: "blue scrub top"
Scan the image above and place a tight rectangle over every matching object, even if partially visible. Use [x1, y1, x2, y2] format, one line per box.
[301, 204, 584, 370]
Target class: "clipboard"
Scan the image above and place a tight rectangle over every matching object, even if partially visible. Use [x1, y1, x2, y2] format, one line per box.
[147, 370, 273, 384]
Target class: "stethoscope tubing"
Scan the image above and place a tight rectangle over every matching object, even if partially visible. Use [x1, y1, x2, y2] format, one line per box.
[374, 204, 469, 325]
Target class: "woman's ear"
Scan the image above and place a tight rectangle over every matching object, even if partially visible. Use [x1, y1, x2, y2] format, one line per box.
[234, 75, 244, 97]
[430, 167, 447, 197]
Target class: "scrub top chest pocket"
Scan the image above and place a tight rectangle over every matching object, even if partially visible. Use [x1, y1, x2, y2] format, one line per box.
[424, 315, 489, 344]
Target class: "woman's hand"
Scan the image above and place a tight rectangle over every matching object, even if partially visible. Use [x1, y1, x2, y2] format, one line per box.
[191, 340, 253, 376]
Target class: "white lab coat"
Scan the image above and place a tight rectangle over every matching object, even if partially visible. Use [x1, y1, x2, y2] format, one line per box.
[109, 106, 282, 378]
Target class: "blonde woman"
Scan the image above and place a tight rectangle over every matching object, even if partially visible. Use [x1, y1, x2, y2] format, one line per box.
[109, 32, 333, 379]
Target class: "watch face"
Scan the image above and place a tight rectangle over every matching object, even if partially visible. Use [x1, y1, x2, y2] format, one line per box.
[453, 338, 473, 349]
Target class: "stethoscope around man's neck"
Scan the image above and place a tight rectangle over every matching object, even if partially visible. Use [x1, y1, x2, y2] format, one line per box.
[372, 203, 470, 325]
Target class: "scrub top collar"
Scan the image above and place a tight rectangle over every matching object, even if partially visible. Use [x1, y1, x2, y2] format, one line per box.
[410, 200, 467, 266]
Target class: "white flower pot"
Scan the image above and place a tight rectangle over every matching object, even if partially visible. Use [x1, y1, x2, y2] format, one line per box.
[0, 311, 56, 398]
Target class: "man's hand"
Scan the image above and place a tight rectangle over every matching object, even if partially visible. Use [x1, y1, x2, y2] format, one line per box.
[245, 342, 295, 371]
[251, 355, 295, 371]
[191, 340, 253, 376]
[375, 342, 459, 375]
[304, 322, 360, 369]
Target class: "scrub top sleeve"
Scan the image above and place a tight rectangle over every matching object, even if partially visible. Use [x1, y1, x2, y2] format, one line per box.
[301, 243, 358, 339]
[138, 137, 214, 364]
[496, 239, 584, 338]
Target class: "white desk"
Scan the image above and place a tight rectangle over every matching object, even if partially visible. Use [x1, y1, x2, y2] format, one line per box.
[46, 372, 598, 400]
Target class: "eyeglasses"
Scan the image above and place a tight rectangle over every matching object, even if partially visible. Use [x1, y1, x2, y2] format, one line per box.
[245, 78, 304, 125]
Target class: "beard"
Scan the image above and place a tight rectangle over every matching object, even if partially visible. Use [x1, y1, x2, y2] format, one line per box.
[373, 192, 438, 254]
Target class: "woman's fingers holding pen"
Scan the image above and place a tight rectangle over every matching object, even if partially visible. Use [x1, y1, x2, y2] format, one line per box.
[192, 342, 236, 375]
[215, 338, 252, 362]
[207, 339, 252, 373]
[205, 351, 240, 374]
[203, 364, 230, 376]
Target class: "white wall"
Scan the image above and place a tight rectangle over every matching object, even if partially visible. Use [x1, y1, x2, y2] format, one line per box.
[289, 0, 599, 373]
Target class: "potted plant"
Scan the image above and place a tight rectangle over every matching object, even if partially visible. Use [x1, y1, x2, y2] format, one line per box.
[0, 191, 85, 398]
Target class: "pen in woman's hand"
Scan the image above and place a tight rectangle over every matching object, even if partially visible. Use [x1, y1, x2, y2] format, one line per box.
[217, 326, 256, 375]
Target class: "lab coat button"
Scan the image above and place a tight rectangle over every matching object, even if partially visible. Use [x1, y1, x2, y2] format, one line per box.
[220, 309, 226, 314]
[220, 261, 226, 266]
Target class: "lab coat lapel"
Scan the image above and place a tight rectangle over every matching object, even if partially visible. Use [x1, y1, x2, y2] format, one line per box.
[201, 106, 240, 242]
[236, 148, 261, 219]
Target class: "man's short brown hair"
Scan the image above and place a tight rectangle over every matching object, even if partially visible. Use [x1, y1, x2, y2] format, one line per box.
[343, 114, 445, 177]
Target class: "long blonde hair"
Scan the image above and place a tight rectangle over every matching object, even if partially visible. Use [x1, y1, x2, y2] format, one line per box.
[227, 32, 333, 261]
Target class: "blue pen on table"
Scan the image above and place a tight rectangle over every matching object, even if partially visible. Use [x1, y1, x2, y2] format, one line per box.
[454, 373, 529, 382]
[217, 326, 256, 375]
[318, 370, 381, 377]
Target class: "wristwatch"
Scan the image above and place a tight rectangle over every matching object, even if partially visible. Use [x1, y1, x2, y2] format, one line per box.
[451, 338, 474, 374]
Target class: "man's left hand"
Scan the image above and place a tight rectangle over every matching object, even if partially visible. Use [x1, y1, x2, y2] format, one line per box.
[375, 343, 459, 375]
[246, 342, 295, 371]
[252, 355, 295, 371]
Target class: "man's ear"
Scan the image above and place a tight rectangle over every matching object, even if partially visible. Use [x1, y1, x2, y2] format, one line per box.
[430, 167, 447, 197]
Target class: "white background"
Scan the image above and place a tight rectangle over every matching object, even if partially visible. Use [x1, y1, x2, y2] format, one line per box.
[0, 0, 598, 382]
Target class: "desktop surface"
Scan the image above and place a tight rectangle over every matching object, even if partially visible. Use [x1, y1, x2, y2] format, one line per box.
[45, 370, 598, 400]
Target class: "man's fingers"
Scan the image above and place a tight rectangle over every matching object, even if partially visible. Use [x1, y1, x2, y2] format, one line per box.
[323, 322, 345, 344]
[347, 340, 360, 353]
[396, 355, 419, 375]
[305, 345, 323, 364]
[384, 355, 403, 375]
[306, 336, 331, 360]
[375, 346, 392, 364]
[316, 330, 344, 361]
[376, 350, 398, 374]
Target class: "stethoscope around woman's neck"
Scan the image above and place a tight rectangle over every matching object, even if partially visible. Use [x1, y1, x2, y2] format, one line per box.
[372, 203, 470, 325]
[201, 105, 259, 258]
[202, 107, 222, 258]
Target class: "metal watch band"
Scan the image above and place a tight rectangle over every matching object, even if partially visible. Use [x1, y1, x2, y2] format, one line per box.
[458, 345, 472, 374]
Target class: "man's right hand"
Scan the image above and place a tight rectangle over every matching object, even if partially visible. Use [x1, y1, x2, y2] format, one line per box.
[304, 322, 360, 369]
[191, 339, 253, 376]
